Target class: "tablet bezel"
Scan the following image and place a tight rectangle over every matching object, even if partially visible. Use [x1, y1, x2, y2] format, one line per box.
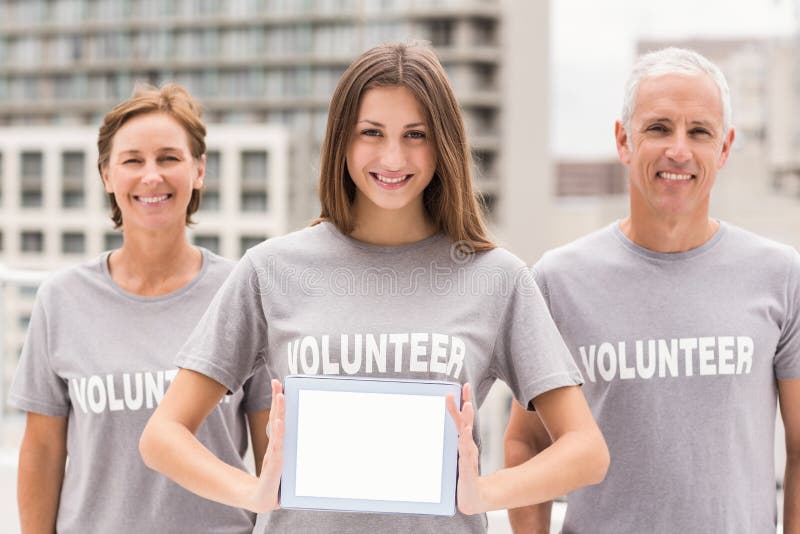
[280, 375, 461, 516]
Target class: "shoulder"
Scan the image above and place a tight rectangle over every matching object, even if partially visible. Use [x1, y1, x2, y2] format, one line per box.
[243, 223, 335, 265]
[464, 246, 535, 294]
[470, 246, 526, 273]
[35, 254, 107, 303]
[719, 222, 799, 273]
[535, 223, 617, 275]
[198, 248, 236, 284]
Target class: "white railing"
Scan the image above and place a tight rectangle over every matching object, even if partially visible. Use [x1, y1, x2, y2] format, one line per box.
[0, 265, 49, 428]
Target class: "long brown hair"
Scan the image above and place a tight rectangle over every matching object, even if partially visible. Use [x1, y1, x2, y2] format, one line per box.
[316, 42, 494, 252]
[97, 83, 206, 229]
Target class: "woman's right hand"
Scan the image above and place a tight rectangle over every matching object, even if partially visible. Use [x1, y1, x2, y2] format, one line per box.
[246, 379, 285, 512]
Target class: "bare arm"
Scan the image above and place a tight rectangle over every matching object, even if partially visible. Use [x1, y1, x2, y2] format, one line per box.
[247, 410, 270, 477]
[18, 412, 68, 534]
[504, 401, 554, 534]
[447, 384, 608, 515]
[780, 378, 800, 533]
[139, 370, 284, 513]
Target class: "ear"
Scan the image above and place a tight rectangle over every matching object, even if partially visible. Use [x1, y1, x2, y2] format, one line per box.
[615, 121, 631, 165]
[100, 166, 114, 193]
[193, 154, 206, 190]
[717, 127, 735, 169]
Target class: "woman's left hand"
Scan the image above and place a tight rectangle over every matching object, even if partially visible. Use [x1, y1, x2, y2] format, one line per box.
[446, 382, 486, 515]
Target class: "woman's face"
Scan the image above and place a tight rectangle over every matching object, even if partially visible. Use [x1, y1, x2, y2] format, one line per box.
[102, 112, 204, 233]
[346, 85, 436, 218]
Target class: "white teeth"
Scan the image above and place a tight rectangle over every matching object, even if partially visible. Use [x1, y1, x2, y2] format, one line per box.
[658, 172, 693, 181]
[375, 173, 408, 184]
[138, 194, 169, 203]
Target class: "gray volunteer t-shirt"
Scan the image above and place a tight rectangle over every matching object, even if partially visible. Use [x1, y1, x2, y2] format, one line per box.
[9, 248, 272, 534]
[534, 221, 800, 534]
[176, 221, 582, 534]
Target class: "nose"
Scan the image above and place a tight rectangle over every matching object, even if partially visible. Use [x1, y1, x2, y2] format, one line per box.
[664, 130, 692, 164]
[141, 161, 164, 186]
[379, 139, 406, 171]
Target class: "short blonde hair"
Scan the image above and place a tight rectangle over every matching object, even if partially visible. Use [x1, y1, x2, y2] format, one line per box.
[97, 83, 206, 229]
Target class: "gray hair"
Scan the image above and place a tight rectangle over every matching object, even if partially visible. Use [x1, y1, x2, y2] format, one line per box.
[621, 47, 732, 137]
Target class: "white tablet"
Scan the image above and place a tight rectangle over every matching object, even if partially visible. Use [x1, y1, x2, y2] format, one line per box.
[280, 375, 461, 516]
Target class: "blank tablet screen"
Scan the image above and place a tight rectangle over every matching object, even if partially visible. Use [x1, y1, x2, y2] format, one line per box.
[295, 390, 445, 503]
[281, 375, 460, 516]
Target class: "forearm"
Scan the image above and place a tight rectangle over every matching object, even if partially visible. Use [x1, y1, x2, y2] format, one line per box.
[483, 428, 607, 512]
[504, 438, 552, 534]
[18, 446, 65, 533]
[140, 417, 259, 511]
[785, 456, 800, 533]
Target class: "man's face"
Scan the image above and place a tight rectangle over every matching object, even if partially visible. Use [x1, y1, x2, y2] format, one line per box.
[615, 73, 734, 220]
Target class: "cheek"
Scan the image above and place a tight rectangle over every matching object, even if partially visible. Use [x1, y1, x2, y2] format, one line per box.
[346, 144, 374, 177]
[416, 146, 437, 175]
[345, 150, 359, 181]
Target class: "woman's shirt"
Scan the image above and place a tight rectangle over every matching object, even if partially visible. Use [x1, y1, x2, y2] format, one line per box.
[177, 223, 582, 534]
[9, 248, 271, 534]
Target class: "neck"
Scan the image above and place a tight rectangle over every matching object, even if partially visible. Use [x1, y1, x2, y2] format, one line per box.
[108, 226, 202, 296]
[349, 199, 437, 246]
[621, 204, 718, 253]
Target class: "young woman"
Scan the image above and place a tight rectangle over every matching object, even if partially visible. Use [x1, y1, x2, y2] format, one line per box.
[140, 43, 609, 533]
[9, 84, 271, 534]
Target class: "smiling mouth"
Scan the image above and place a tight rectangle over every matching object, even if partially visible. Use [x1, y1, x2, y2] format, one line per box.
[134, 194, 172, 204]
[370, 172, 412, 185]
[656, 171, 695, 181]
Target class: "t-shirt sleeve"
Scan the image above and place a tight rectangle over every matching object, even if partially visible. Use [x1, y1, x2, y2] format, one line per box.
[775, 248, 800, 380]
[240, 364, 273, 413]
[531, 261, 552, 310]
[176, 254, 269, 393]
[8, 287, 70, 416]
[489, 267, 583, 410]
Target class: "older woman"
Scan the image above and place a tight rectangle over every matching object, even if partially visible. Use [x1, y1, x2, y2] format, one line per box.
[9, 83, 270, 534]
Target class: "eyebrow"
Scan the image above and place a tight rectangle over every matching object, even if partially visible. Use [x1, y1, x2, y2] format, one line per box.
[642, 117, 717, 129]
[357, 119, 426, 128]
[117, 147, 183, 156]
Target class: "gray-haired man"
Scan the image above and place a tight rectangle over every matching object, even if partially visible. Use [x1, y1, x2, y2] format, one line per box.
[504, 47, 800, 533]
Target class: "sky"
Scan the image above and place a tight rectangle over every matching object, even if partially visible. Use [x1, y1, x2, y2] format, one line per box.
[551, 0, 798, 158]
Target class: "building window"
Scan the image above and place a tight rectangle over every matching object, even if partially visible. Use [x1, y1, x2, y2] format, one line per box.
[465, 107, 497, 137]
[241, 191, 267, 211]
[193, 234, 220, 254]
[471, 20, 498, 47]
[20, 151, 43, 208]
[18, 284, 38, 297]
[473, 150, 497, 181]
[20, 230, 44, 253]
[239, 235, 266, 256]
[61, 232, 86, 254]
[479, 193, 497, 220]
[240, 150, 268, 212]
[62, 151, 85, 208]
[104, 232, 123, 250]
[473, 64, 496, 91]
[556, 161, 628, 197]
[241, 151, 267, 181]
[202, 150, 221, 211]
[427, 21, 453, 48]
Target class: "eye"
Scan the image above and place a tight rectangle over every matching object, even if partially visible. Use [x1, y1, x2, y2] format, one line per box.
[160, 155, 180, 162]
[122, 158, 141, 165]
[360, 129, 382, 137]
[405, 130, 426, 139]
[690, 128, 711, 136]
[646, 124, 668, 133]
